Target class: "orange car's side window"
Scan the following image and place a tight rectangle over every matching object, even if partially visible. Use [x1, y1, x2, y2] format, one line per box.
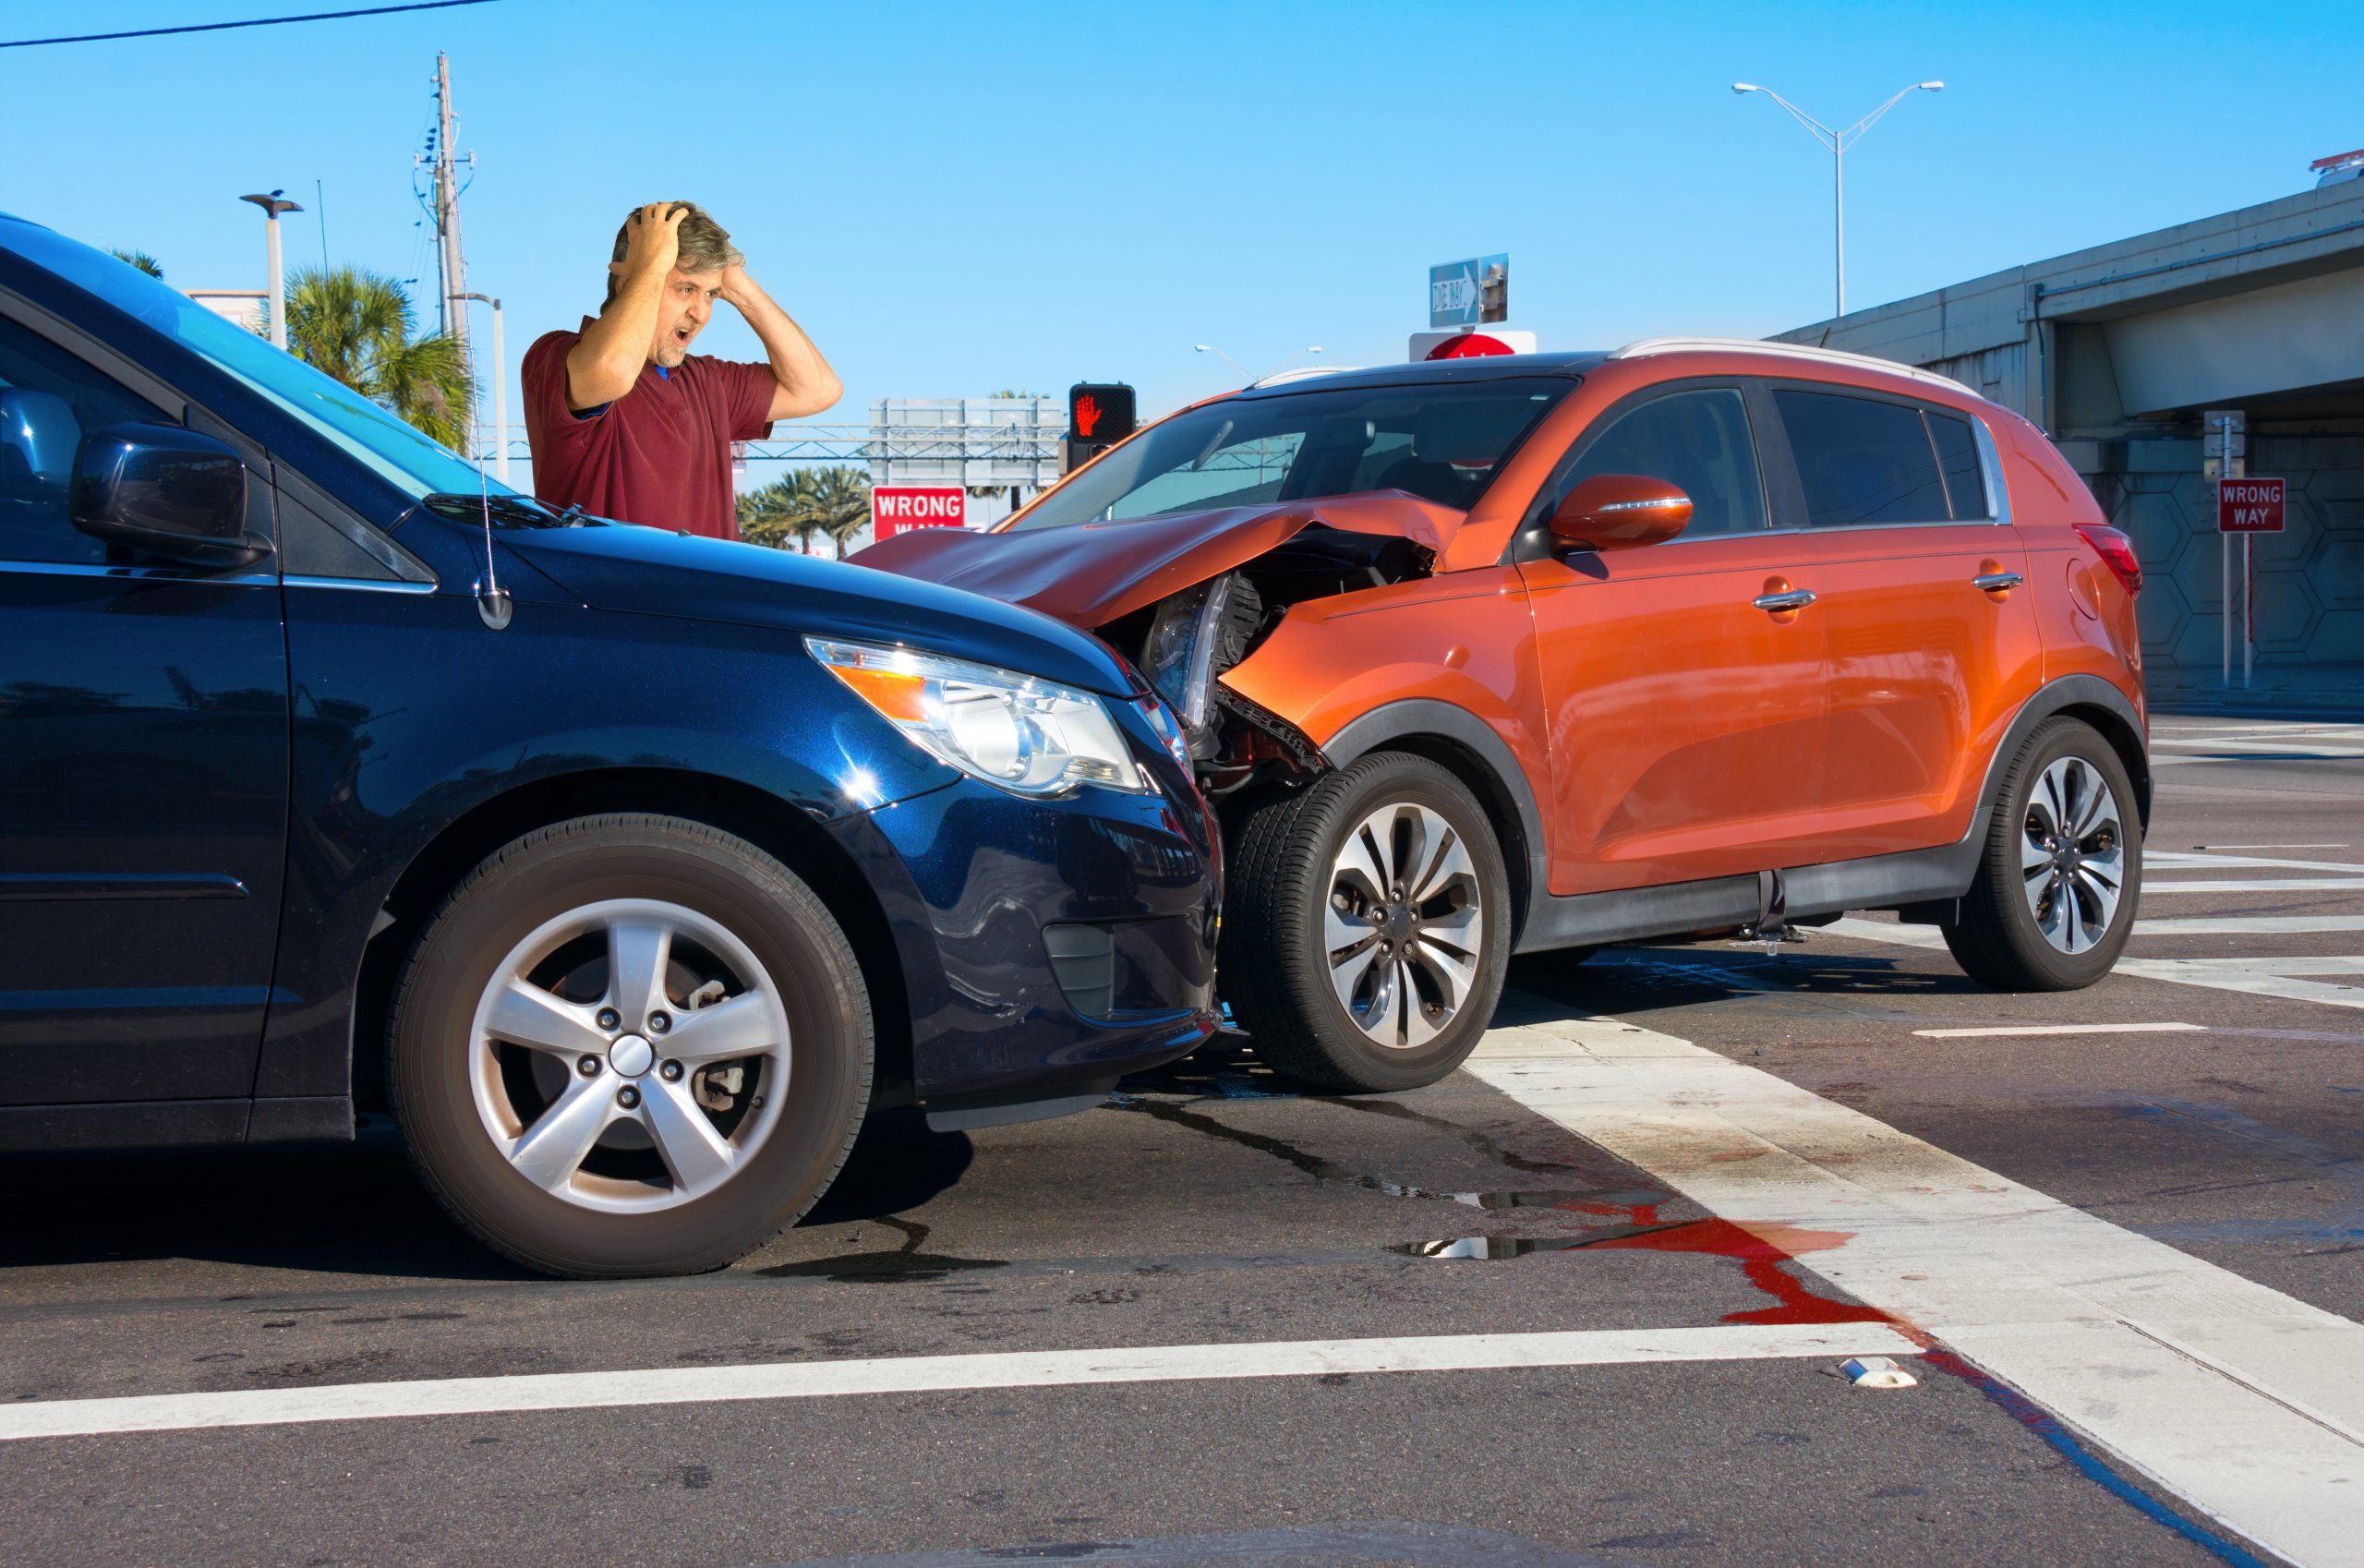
[1543, 388, 1768, 538]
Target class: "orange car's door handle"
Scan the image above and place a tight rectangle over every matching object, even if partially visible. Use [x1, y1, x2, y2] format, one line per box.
[1752, 588, 1816, 613]
[1972, 571, 2024, 593]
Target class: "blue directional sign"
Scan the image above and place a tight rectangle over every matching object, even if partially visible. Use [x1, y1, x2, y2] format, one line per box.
[1429, 253, 1510, 329]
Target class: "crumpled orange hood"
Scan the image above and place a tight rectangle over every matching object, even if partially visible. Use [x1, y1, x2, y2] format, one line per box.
[848, 491, 1465, 630]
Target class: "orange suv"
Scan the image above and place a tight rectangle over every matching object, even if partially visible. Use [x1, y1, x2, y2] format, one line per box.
[858, 340, 2147, 1092]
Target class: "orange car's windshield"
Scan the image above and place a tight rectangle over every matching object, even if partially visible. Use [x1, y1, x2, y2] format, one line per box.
[1008, 376, 1573, 532]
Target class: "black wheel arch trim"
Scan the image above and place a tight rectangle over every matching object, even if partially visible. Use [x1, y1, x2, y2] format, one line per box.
[1319, 699, 1548, 942]
[1976, 674, 2150, 834]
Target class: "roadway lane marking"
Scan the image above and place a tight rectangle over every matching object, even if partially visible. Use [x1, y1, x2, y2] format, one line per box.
[1912, 1023, 2205, 1038]
[1465, 996, 2364, 1568]
[2144, 878, 2364, 894]
[2194, 844, 2352, 851]
[2151, 851, 2364, 874]
[2153, 726, 2364, 739]
[2136, 917, 2364, 935]
[0, 1322, 1917, 1443]
[1828, 917, 2364, 1012]
[2151, 739, 2364, 758]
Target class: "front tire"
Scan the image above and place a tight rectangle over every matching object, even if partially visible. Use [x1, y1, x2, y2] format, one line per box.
[1942, 718, 2141, 992]
[1221, 754, 1511, 1092]
[388, 814, 872, 1277]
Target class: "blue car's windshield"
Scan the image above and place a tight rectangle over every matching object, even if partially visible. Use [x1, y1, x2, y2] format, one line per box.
[4, 218, 507, 501]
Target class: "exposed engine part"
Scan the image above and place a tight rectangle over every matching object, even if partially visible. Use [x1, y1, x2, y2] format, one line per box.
[1245, 527, 1431, 603]
[1140, 572, 1263, 754]
[1112, 524, 1434, 802]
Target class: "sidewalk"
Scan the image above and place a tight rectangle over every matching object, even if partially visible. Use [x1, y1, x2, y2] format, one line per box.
[2146, 660, 2364, 719]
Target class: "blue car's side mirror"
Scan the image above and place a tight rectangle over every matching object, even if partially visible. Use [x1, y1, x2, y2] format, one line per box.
[69, 422, 270, 569]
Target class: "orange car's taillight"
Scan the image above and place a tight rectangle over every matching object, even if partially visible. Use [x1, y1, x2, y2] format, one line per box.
[2075, 524, 2141, 598]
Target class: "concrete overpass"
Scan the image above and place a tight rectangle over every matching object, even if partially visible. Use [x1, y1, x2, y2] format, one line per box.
[1776, 179, 2364, 699]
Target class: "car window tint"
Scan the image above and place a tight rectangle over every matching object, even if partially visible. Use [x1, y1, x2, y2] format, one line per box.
[1774, 388, 1949, 527]
[1551, 388, 1766, 537]
[1112, 432, 1303, 518]
[1927, 409, 1987, 519]
[1008, 378, 1570, 531]
[0, 315, 171, 565]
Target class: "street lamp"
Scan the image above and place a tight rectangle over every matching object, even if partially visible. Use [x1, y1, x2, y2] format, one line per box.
[456, 291, 507, 485]
[1731, 80, 1943, 319]
[238, 190, 304, 351]
[1195, 342, 1323, 385]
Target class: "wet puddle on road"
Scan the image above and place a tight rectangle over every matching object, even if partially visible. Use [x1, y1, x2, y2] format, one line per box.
[1395, 1216, 1894, 1327]
[764, 1088, 1888, 1327]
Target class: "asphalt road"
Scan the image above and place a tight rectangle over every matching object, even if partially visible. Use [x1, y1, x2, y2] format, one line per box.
[6, 714, 2362, 1568]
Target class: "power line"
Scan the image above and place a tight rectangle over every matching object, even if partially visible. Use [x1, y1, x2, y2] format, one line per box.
[0, 1, 496, 49]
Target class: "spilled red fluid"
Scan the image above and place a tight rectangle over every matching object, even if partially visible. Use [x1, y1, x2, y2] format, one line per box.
[1586, 1218, 1897, 1326]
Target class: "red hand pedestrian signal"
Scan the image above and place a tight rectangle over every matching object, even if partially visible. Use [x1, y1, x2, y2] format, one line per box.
[1067, 384, 1135, 450]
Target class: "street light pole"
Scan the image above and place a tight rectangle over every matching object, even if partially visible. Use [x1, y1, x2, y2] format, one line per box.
[457, 291, 506, 485]
[1193, 343, 1253, 383]
[239, 190, 304, 350]
[1731, 80, 1943, 319]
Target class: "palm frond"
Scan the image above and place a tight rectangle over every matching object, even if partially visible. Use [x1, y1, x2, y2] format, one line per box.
[280, 265, 472, 451]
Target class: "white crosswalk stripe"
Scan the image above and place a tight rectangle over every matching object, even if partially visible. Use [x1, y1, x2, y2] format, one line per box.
[1830, 918, 2364, 1011]
[1465, 998, 2364, 1568]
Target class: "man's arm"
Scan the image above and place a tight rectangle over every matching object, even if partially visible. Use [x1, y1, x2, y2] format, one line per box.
[720, 265, 843, 422]
[564, 202, 682, 411]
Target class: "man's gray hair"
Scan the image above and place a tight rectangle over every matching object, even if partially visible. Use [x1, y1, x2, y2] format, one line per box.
[611, 201, 743, 274]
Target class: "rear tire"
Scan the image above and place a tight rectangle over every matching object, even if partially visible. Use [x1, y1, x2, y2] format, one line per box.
[388, 814, 872, 1278]
[1221, 754, 1511, 1092]
[1942, 718, 2141, 992]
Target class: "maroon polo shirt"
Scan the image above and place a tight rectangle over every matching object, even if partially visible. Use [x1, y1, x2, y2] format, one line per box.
[521, 320, 778, 539]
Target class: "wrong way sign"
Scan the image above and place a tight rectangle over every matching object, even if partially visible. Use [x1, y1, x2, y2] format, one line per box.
[873, 485, 967, 541]
[2218, 477, 2286, 533]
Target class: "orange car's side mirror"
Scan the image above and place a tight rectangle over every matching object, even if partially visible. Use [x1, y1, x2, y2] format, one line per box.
[1549, 474, 1694, 551]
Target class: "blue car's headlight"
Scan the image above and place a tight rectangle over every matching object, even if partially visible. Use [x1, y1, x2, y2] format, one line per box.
[808, 638, 1150, 798]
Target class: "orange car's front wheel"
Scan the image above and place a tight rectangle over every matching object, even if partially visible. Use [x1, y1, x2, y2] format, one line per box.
[1220, 754, 1511, 1092]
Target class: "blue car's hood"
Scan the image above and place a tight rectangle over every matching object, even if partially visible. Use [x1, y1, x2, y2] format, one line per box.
[494, 520, 1140, 697]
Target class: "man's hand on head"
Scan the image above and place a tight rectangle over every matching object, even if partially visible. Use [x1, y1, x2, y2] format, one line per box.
[617, 202, 687, 283]
[718, 261, 760, 312]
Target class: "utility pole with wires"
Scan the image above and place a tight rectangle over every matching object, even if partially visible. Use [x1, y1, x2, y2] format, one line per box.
[418, 52, 474, 360]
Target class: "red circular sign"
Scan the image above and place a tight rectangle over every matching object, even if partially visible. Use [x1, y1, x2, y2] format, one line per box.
[1424, 332, 1515, 360]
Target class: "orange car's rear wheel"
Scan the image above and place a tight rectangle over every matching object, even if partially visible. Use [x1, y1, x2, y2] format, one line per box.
[1220, 754, 1510, 1092]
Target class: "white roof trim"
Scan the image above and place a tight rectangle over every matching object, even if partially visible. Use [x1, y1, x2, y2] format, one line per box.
[1610, 336, 1974, 395]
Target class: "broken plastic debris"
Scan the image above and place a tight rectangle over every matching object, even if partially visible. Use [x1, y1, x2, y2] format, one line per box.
[1839, 1355, 1919, 1389]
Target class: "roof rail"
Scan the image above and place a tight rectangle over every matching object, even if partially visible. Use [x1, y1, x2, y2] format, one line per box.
[1609, 336, 1973, 395]
[1251, 364, 1359, 388]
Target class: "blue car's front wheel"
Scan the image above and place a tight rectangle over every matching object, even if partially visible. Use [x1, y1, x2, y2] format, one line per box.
[388, 814, 874, 1277]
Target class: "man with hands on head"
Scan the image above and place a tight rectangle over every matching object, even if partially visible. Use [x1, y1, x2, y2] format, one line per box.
[522, 201, 841, 540]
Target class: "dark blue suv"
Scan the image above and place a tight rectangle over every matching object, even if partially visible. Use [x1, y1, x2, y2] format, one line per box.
[0, 217, 1219, 1276]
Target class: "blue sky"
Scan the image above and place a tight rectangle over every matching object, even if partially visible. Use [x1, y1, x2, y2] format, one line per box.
[6, 0, 2359, 451]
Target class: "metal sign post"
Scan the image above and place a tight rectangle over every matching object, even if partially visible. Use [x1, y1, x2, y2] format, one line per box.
[2216, 470, 2286, 693]
[2204, 409, 2246, 687]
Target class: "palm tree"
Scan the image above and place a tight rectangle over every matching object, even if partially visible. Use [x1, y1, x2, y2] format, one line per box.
[809, 467, 873, 558]
[280, 265, 475, 451]
[109, 248, 163, 279]
[735, 475, 805, 549]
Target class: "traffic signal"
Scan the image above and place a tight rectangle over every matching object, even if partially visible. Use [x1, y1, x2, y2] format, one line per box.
[1065, 382, 1135, 475]
[1067, 382, 1136, 447]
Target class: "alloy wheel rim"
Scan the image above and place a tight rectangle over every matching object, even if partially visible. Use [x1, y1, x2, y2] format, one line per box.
[2020, 757, 2126, 956]
[468, 898, 791, 1212]
[1324, 802, 1484, 1049]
